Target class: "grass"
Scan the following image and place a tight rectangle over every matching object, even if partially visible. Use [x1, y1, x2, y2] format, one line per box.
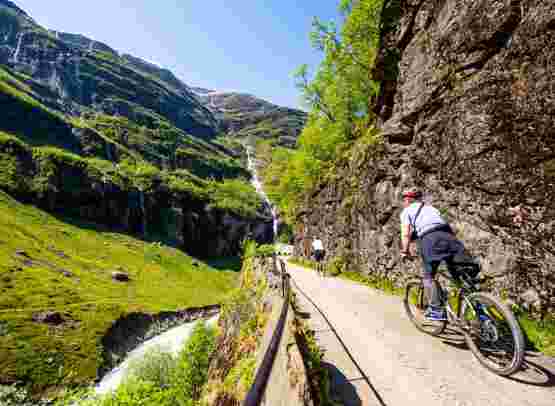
[175, 147, 247, 180]
[338, 271, 403, 296]
[517, 315, 555, 356]
[288, 256, 318, 270]
[290, 292, 333, 405]
[0, 191, 239, 394]
[0, 68, 78, 152]
[84, 114, 248, 180]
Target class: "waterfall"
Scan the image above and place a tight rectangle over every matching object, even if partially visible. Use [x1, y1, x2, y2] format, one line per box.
[12, 32, 25, 63]
[88, 40, 95, 53]
[246, 146, 278, 240]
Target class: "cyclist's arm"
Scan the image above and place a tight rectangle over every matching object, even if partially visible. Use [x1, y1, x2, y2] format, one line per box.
[401, 223, 412, 254]
[400, 209, 412, 255]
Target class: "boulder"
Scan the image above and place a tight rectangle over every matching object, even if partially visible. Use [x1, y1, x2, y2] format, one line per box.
[111, 271, 130, 282]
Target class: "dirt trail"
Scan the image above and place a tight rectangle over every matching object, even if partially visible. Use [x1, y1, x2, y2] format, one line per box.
[287, 261, 555, 406]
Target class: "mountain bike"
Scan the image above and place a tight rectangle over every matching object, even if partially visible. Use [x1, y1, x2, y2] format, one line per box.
[312, 250, 326, 277]
[403, 255, 525, 376]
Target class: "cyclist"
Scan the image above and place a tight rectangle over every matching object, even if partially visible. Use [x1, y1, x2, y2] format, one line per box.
[400, 188, 464, 321]
[311, 237, 325, 276]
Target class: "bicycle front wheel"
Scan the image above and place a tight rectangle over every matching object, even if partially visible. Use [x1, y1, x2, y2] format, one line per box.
[460, 292, 525, 376]
[404, 279, 446, 336]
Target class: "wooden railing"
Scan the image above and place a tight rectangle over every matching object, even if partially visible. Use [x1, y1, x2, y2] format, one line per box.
[243, 255, 290, 406]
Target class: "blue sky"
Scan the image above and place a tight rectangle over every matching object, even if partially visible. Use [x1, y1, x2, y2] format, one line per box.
[15, 1, 341, 109]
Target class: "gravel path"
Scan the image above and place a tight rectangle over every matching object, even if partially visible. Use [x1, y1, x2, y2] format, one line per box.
[287, 261, 555, 406]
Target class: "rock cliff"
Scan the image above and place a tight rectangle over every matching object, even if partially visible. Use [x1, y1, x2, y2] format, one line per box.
[296, 0, 554, 315]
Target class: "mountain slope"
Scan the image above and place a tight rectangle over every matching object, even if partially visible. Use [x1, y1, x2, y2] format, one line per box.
[0, 0, 276, 395]
[193, 88, 307, 148]
[0, 190, 238, 392]
[0, 1, 276, 257]
[0, 1, 217, 139]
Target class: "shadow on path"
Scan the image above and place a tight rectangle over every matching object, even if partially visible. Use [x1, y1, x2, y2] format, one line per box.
[439, 327, 555, 388]
[324, 362, 362, 406]
[290, 275, 388, 406]
[507, 356, 555, 388]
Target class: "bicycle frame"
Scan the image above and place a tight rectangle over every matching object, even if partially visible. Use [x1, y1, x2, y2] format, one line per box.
[437, 268, 480, 329]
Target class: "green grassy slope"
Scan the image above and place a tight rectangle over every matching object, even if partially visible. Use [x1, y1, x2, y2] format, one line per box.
[0, 65, 247, 181]
[0, 191, 239, 392]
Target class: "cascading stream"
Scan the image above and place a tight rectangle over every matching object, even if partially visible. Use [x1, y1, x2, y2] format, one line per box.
[12, 32, 25, 63]
[246, 146, 278, 239]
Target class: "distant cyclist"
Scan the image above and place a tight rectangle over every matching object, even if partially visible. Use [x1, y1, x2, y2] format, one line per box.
[400, 188, 464, 321]
[311, 237, 325, 276]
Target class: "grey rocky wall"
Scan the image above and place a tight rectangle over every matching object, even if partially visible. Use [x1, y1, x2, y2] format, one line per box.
[296, 0, 555, 316]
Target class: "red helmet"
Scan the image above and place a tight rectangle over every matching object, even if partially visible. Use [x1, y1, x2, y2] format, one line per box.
[402, 188, 422, 199]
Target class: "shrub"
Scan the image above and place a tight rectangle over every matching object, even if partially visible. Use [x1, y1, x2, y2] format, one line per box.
[170, 322, 216, 402]
[94, 379, 171, 406]
[326, 255, 348, 276]
[255, 244, 275, 257]
[126, 347, 177, 388]
[207, 178, 262, 217]
[0, 385, 49, 406]
[222, 356, 256, 400]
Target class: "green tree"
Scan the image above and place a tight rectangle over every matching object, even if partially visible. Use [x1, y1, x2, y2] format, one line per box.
[264, 0, 385, 223]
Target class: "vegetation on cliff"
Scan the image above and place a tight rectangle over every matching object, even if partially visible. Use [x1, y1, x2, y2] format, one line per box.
[260, 0, 385, 222]
[202, 241, 272, 404]
[0, 130, 262, 219]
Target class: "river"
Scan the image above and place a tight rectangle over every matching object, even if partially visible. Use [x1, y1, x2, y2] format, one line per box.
[94, 316, 218, 396]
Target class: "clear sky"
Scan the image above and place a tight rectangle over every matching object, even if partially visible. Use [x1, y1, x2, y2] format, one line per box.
[15, 1, 341, 109]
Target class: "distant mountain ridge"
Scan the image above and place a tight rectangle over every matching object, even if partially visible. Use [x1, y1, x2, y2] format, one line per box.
[193, 88, 307, 148]
[0, 0, 306, 147]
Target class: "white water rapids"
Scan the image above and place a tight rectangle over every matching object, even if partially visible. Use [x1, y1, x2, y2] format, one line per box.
[246, 146, 278, 238]
[94, 315, 218, 396]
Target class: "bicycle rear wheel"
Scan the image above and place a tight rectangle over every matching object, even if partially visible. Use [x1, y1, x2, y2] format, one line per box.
[404, 279, 446, 336]
[460, 292, 525, 376]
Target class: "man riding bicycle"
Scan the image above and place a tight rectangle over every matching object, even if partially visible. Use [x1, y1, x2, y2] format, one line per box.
[311, 237, 325, 274]
[400, 188, 465, 321]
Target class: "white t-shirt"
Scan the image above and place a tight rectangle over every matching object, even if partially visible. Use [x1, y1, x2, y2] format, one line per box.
[312, 239, 324, 251]
[400, 203, 446, 237]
